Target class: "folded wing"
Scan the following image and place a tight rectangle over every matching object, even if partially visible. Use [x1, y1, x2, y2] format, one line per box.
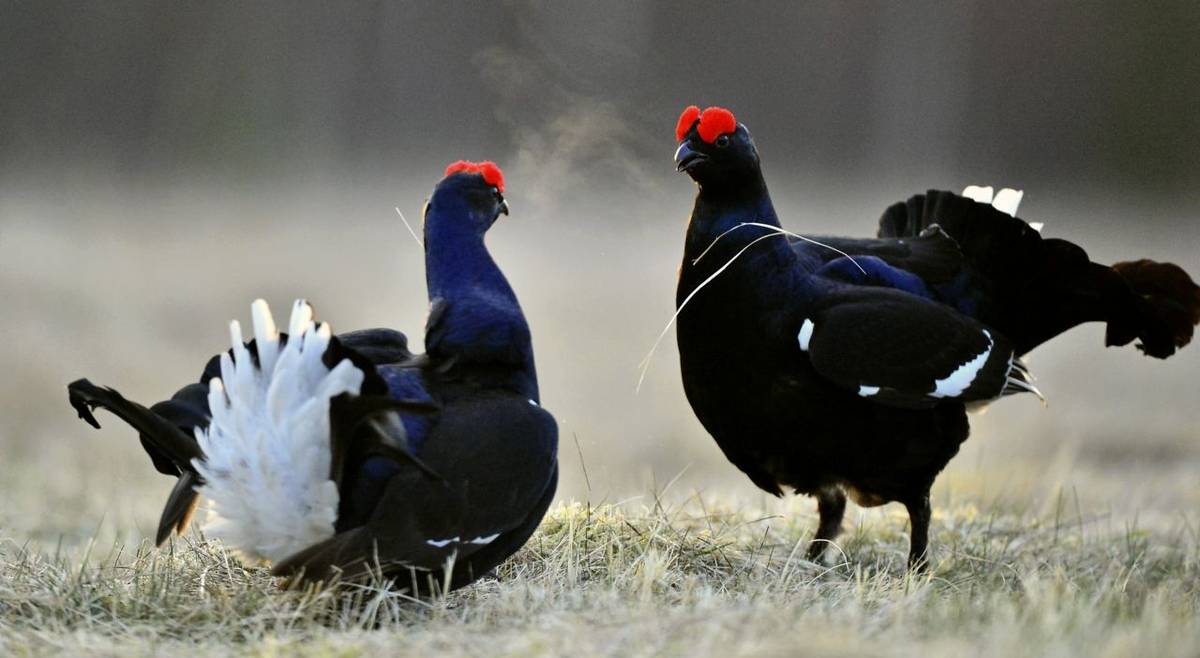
[797, 287, 1035, 409]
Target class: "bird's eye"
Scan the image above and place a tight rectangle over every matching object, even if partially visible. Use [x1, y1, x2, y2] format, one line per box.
[715, 135, 730, 148]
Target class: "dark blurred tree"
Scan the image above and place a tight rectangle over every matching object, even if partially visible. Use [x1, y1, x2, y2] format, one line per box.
[1, 1, 1196, 192]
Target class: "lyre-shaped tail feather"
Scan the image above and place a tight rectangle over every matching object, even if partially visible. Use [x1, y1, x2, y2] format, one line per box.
[1109, 259, 1200, 357]
[67, 379, 204, 467]
[67, 379, 207, 545]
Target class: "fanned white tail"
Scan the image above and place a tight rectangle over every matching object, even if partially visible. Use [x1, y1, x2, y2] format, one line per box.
[194, 299, 364, 563]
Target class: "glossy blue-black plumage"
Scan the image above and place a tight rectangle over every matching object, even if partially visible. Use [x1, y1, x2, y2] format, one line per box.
[67, 167, 558, 593]
[270, 170, 556, 589]
[423, 172, 539, 401]
[672, 111, 1199, 569]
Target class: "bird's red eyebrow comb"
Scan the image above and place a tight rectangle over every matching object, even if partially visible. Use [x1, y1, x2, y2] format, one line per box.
[676, 105, 701, 142]
[476, 162, 504, 193]
[443, 160, 505, 193]
[697, 107, 736, 143]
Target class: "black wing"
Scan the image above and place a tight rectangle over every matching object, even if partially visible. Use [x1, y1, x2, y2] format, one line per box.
[274, 394, 558, 589]
[798, 287, 1028, 409]
[792, 188, 1194, 359]
[333, 328, 414, 365]
[792, 226, 966, 287]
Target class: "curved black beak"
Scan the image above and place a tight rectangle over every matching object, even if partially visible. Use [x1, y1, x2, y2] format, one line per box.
[674, 141, 707, 172]
[499, 198, 510, 216]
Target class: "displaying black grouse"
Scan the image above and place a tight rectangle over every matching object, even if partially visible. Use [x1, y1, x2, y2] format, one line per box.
[671, 105, 1200, 569]
[68, 161, 558, 592]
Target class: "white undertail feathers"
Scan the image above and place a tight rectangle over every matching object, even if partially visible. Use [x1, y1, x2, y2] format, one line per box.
[962, 184, 1047, 405]
[962, 184, 1043, 232]
[193, 299, 363, 564]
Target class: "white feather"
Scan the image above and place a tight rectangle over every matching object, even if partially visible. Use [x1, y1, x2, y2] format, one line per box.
[931, 330, 993, 399]
[193, 299, 363, 564]
[798, 319, 815, 352]
[991, 188, 1024, 217]
[965, 184, 1040, 230]
[962, 185, 994, 204]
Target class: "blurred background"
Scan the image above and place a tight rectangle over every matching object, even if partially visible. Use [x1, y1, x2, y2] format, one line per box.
[2, 1, 1198, 547]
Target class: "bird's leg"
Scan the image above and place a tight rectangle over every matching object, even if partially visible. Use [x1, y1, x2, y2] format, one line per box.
[806, 487, 847, 561]
[904, 493, 932, 571]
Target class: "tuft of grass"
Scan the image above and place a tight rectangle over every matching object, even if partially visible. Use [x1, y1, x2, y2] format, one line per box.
[2, 497, 1198, 657]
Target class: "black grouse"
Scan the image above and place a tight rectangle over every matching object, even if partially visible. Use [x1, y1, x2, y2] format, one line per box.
[670, 105, 1200, 569]
[68, 161, 558, 592]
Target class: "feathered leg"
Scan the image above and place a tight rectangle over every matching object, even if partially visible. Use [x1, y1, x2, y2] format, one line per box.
[807, 487, 847, 561]
[904, 493, 932, 572]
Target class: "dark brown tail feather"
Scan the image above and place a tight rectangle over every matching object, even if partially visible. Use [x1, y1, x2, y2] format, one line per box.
[156, 471, 202, 545]
[1107, 259, 1200, 357]
[879, 191, 1200, 357]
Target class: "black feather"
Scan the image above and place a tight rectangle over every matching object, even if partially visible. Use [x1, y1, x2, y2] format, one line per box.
[876, 190, 1199, 357]
[67, 379, 203, 469]
[672, 112, 1198, 570]
[156, 471, 200, 546]
[69, 169, 558, 593]
[1110, 259, 1200, 356]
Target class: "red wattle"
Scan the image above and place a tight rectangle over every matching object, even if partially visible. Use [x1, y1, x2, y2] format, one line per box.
[697, 107, 736, 143]
[444, 160, 477, 177]
[443, 160, 505, 194]
[676, 105, 701, 142]
[477, 161, 505, 194]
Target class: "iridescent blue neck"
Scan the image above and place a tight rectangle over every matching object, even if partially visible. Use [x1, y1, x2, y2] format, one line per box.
[424, 217, 514, 304]
[684, 174, 787, 260]
[422, 205, 538, 400]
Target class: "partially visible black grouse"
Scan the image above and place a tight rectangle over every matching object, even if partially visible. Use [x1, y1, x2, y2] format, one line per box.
[671, 105, 1200, 569]
[69, 161, 558, 593]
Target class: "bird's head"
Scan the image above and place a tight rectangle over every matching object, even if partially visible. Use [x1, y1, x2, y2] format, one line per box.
[673, 105, 761, 189]
[426, 160, 509, 234]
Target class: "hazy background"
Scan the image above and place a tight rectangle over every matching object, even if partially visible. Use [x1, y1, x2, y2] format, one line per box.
[2, 1, 1198, 547]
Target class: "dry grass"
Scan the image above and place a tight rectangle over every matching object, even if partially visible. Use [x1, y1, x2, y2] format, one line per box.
[2, 497, 1198, 657]
[3, 182, 1199, 655]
